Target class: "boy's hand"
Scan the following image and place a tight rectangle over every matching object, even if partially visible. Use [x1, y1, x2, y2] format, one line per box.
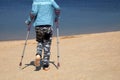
[25, 20, 31, 25]
[55, 17, 58, 23]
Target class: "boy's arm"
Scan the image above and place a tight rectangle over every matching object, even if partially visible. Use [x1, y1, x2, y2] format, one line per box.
[25, 1, 38, 25]
[52, 0, 60, 23]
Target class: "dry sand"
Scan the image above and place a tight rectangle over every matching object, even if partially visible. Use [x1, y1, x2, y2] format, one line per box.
[0, 31, 120, 80]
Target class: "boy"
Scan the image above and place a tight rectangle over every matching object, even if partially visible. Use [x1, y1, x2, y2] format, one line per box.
[25, 0, 60, 71]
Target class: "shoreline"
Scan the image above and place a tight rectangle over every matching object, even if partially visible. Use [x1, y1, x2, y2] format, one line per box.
[0, 30, 120, 42]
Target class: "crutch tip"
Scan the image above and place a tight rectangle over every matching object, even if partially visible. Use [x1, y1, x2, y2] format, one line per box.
[57, 63, 60, 67]
[19, 62, 22, 66]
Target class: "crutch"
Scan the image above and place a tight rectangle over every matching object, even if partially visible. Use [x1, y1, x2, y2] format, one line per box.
[56, 22, 60, 68]
[19, 25, 31, 68]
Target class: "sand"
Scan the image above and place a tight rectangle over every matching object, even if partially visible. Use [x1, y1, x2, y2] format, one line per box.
[0, 31, 120, 80]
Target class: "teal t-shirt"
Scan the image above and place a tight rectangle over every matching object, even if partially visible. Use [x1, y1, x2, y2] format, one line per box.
[28, 0, 60, 27]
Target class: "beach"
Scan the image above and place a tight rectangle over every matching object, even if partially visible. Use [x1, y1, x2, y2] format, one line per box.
[0, 31, 120, 80]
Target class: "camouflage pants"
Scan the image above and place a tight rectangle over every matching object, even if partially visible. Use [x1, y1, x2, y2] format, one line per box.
[35, 25, 53, 63]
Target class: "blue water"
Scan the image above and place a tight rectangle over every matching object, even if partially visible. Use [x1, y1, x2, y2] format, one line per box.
[0, 0, 120, 41]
